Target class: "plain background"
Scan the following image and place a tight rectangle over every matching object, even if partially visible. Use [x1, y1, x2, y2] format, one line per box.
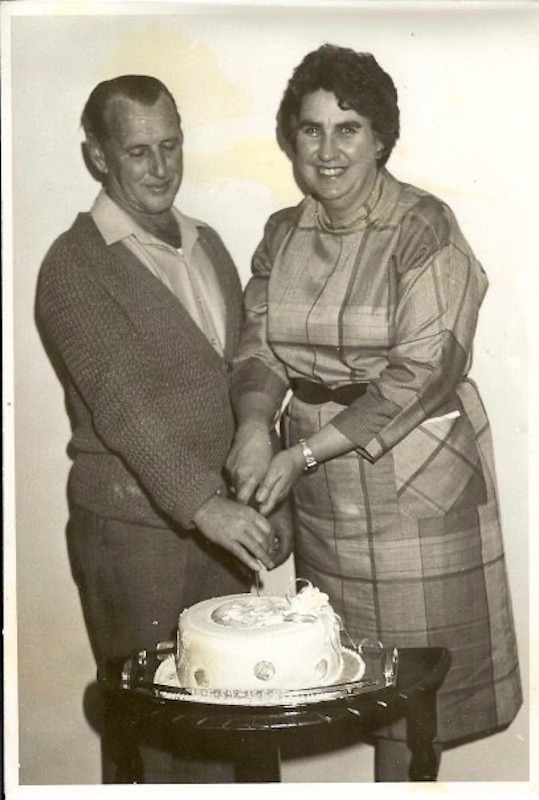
[3, 1, 537, 797]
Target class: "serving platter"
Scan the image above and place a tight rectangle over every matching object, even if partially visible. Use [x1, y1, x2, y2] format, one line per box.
[120, 641, 398, 709]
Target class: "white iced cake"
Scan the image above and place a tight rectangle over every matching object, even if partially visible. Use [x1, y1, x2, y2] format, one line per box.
[175, 584, 348, 691]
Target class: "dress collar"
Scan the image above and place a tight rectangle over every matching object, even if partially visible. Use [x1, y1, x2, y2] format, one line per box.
[296, 168, 400, 232]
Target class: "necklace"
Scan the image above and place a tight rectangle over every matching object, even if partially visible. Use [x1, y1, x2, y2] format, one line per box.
[315, 204, 369, 233]
[314, 171, 380, 233]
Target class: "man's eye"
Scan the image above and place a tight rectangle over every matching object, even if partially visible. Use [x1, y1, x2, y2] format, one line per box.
[128, 149, 145, 158]
[162, 141, 178, 151]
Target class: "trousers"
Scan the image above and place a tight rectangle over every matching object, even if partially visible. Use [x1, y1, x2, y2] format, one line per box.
[67, 504, 249, 783]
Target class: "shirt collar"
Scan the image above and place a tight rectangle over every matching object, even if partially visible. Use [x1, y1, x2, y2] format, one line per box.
[90, 189, 200, 258]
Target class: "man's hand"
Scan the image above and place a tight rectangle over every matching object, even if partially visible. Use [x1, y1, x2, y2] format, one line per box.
[193, 493, 274, 572]
[226, 422, 274, 504]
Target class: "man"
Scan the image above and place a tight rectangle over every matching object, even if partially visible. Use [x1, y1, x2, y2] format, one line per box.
[36, 75, 289, 783]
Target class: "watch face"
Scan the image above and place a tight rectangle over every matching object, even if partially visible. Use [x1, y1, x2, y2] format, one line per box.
[304, 452, 315, 468]
[299, 439, 318, 471]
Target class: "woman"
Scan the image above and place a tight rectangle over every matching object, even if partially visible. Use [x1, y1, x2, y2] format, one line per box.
[227, 45, 522, 780]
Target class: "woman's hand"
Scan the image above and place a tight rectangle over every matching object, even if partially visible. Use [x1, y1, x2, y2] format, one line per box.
[255, 447, 305, 516]
[226, 422, 274, 504]
[267, 500, 295, 568]
[193, 494, 274, 572]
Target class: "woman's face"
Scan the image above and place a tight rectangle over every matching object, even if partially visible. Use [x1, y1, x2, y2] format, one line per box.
[294, 89, 382, 222]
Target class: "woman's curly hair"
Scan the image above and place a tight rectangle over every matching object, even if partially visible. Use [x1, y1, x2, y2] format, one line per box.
[277, 44, 400, 166]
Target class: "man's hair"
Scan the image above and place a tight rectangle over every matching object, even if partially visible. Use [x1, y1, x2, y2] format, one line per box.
[81, 75, 180, 143]
[276, 44, 400, 166]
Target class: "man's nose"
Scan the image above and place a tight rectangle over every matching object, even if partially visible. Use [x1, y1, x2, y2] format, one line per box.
[149, 149, 166, 177]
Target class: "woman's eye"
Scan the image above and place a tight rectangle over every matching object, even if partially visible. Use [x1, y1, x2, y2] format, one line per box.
[301, 127, 320, 138]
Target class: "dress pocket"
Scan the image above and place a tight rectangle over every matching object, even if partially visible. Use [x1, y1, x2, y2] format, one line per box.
[392, 410, 487, 518]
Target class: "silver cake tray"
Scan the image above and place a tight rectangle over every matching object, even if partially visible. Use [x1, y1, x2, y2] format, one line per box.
[120, 641, 399, 709]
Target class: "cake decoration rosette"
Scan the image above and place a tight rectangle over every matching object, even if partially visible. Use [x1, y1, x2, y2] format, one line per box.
[284, 580, 335, 622]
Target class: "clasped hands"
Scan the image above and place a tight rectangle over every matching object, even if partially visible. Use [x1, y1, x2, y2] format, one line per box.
[210, 421, 302, 570]
[226, 422, 304, 516]
[193, 423, 298, 574]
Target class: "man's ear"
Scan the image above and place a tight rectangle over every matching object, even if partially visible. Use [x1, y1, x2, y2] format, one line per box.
[84, 135, 108, 175]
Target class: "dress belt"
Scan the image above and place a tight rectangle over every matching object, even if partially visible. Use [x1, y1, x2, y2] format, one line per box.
[290, 378, 369, 406]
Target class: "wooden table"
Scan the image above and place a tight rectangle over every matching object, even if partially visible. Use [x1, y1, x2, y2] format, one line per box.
[101, 644, 450, 782]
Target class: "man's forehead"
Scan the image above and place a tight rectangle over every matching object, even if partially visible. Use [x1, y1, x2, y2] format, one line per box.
[104, 92, 181, 137]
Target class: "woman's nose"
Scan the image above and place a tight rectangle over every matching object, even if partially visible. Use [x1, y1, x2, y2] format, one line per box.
[318, 134, 337, 161]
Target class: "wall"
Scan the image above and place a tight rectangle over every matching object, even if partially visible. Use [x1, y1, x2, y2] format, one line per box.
[3, 2, 536, 797]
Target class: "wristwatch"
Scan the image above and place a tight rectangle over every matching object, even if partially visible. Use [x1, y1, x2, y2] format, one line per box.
[298, 438, 318, 472]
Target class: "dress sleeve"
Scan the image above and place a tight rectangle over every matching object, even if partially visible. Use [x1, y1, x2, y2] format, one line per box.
[331, 198, 489, 462]
[37, 234, 229, 526]
[230, 210, 294, 421]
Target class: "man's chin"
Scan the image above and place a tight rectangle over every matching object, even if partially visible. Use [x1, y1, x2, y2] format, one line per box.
[141, 192, 177, 215]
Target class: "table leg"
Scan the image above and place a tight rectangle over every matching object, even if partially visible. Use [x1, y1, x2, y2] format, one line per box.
[234, 730, 281, 782]
[406, 688, 440, 781]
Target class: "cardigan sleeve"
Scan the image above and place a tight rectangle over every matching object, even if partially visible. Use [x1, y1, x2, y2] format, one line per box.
[37, 230, 231, 527]
[330, 197, 489, 461]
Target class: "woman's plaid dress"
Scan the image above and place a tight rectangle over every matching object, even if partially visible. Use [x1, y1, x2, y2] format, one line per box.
[232, 168, 522, 744]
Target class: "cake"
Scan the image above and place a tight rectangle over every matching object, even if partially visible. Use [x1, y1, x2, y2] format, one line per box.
[175, 583, 353, 691]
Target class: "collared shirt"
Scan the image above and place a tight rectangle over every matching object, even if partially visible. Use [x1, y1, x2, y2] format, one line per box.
[91, 190, 226, 355]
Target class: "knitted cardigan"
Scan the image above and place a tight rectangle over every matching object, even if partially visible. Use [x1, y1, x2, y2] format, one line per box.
[37, 212, 243, 529]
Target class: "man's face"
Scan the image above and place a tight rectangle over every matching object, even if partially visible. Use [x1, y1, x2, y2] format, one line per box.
[92, 92, 183, 217]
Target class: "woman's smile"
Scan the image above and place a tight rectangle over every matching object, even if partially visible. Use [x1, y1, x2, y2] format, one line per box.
[318, 167, 347, 177]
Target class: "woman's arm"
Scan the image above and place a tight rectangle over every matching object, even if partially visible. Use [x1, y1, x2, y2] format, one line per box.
[329, 198, 488, 461]
[255, 423, 355, 515]
[227, 210, 295, 501]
